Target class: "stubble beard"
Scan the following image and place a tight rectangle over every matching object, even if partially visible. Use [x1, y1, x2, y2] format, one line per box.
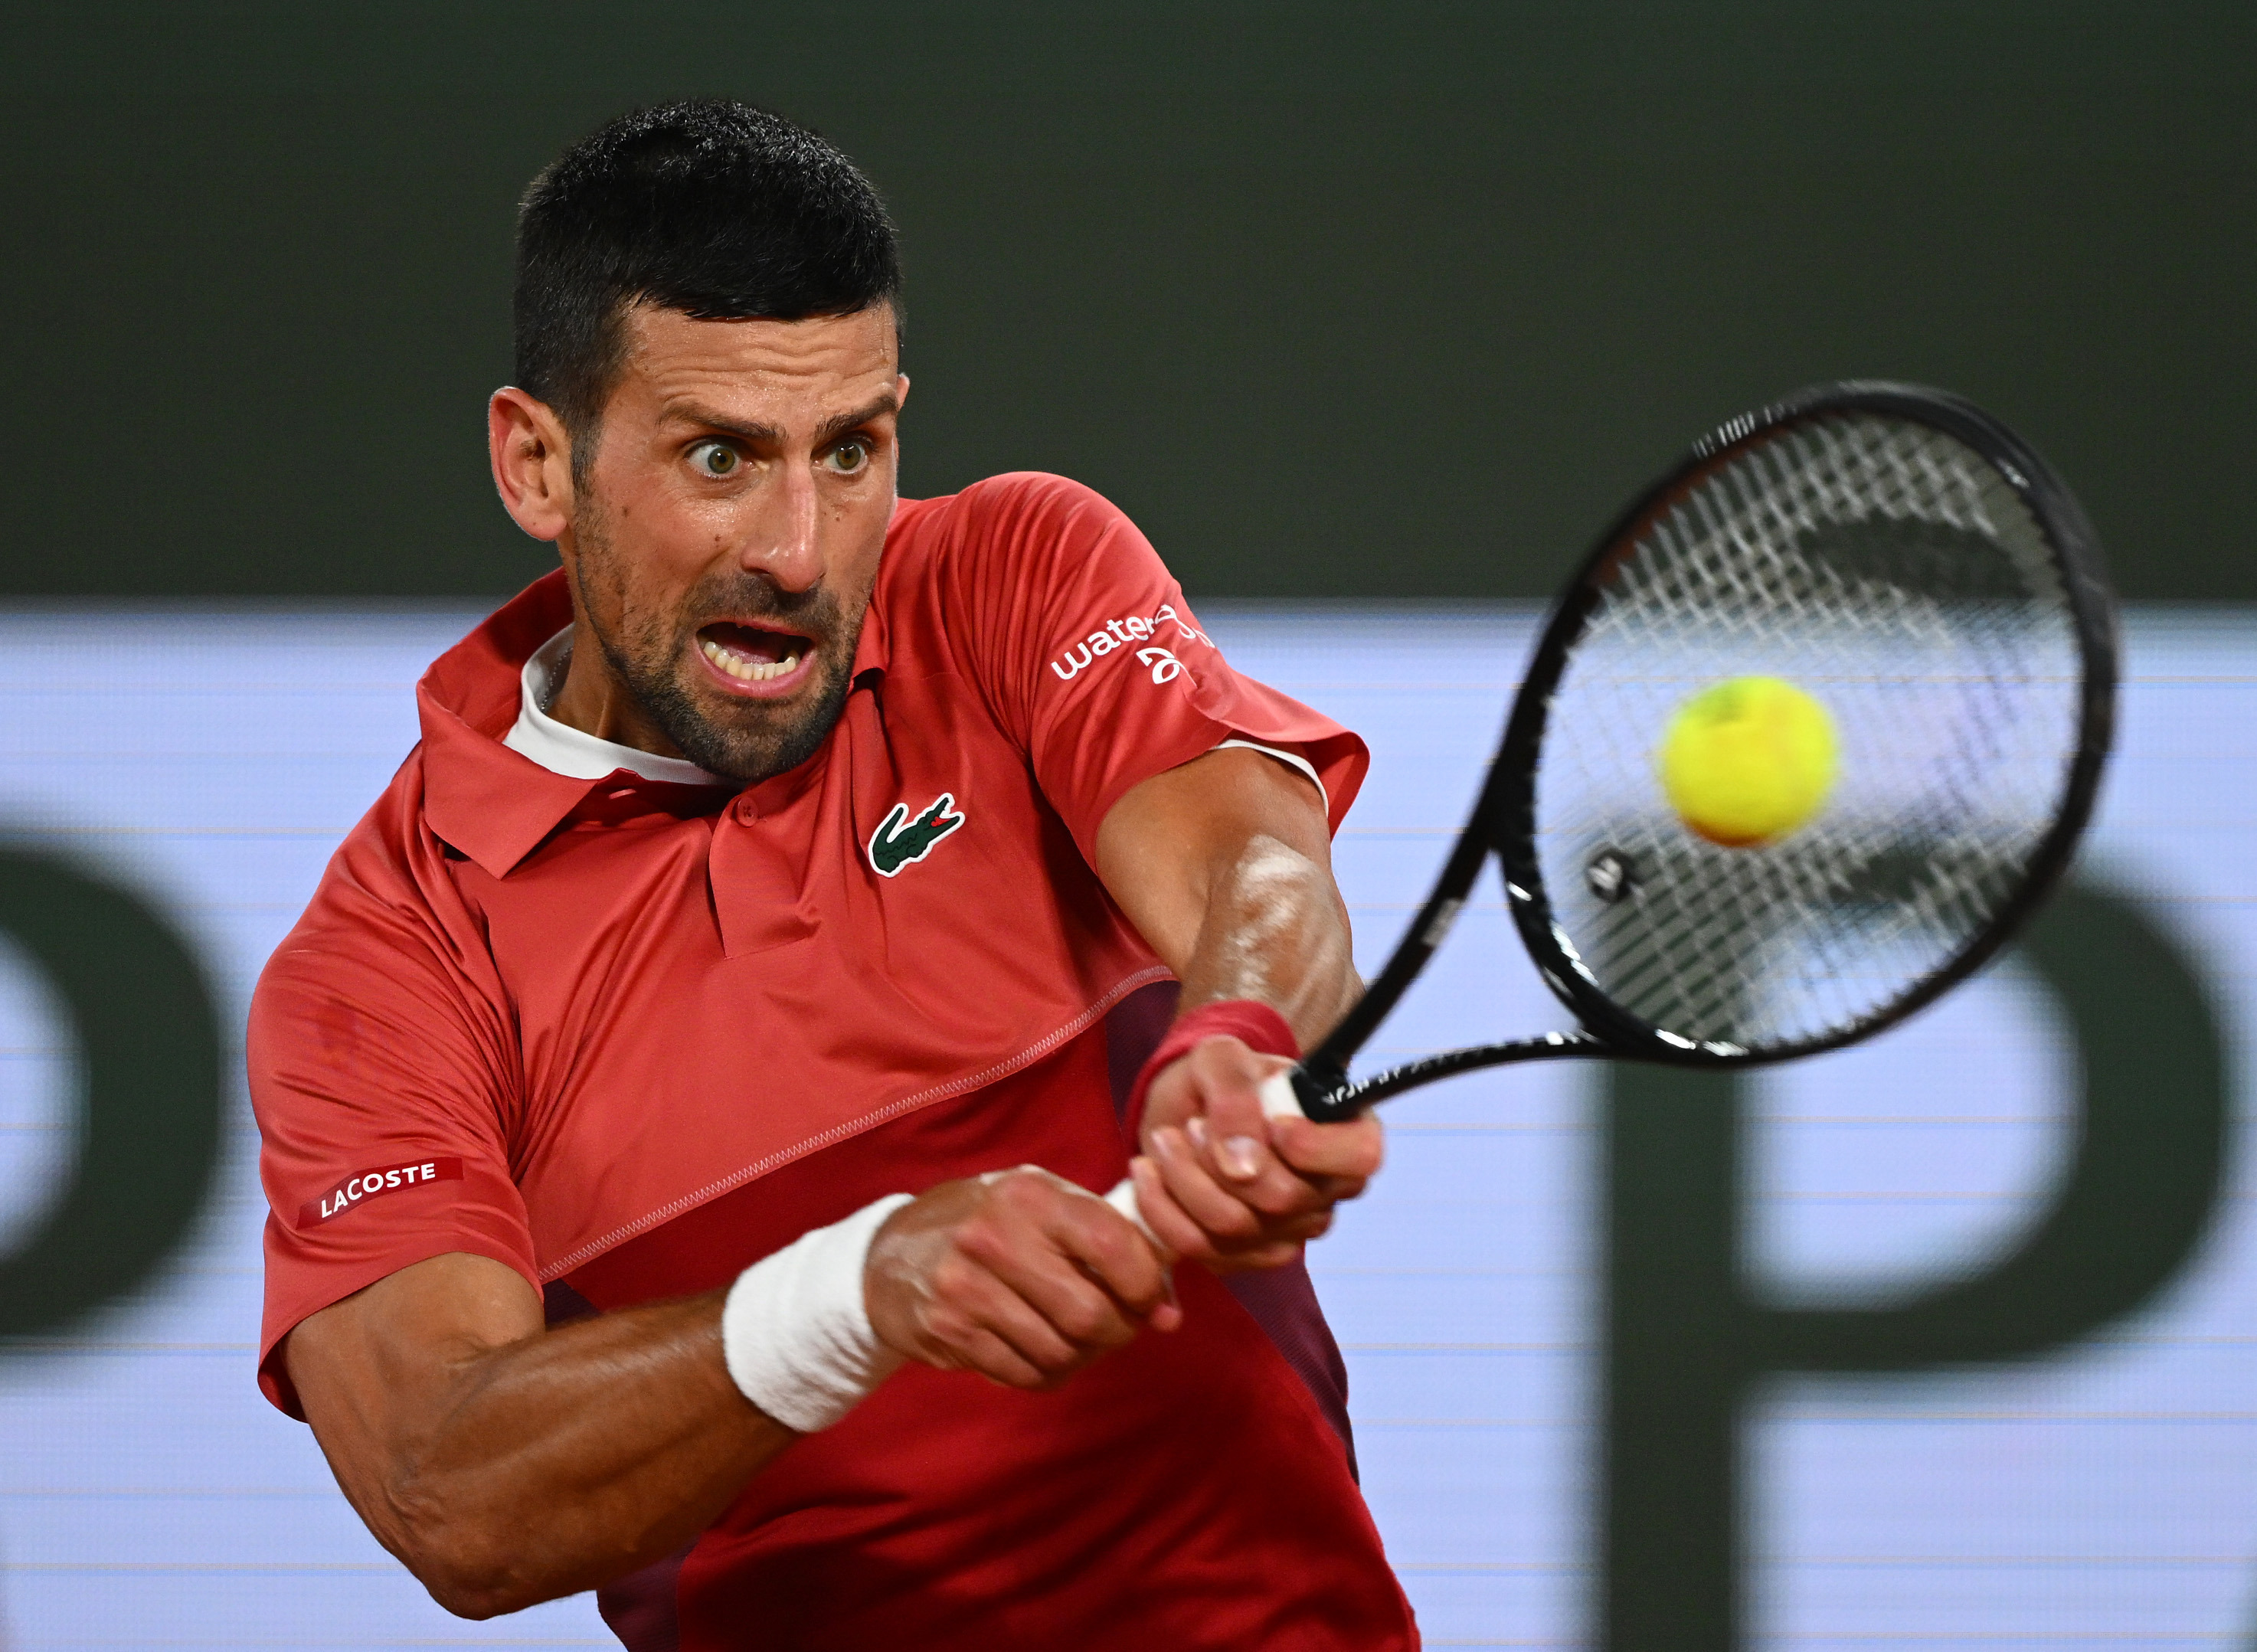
[569, 507, 870, 785]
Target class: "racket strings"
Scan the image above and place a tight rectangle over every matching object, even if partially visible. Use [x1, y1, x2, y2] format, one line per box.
[1533, 413, 2082, 1052]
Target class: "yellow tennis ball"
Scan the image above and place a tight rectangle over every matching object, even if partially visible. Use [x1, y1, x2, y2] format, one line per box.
[1659, 676, 1839, 848]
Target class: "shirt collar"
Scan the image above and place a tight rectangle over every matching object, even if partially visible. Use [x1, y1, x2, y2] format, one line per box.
[417, 564, 892, 880]
[502, 626, 731, 787]
[417, 574, 708, 878]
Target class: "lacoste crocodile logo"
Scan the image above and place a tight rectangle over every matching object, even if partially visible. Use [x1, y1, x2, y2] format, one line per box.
[868, 793, 967, 877]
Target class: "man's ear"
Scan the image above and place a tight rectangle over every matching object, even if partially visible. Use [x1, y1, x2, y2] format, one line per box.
[489, 388, 577, 543]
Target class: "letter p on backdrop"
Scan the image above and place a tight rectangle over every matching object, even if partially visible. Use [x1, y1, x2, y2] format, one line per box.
[1600, 882, 2232, 1648]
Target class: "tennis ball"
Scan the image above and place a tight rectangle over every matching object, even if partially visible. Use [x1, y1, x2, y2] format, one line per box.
[1659, 676, 1839, 848]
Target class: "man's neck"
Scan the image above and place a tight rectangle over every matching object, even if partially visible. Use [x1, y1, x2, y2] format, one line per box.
[504, 626, 728, 788]
[543, 623, 691, 762]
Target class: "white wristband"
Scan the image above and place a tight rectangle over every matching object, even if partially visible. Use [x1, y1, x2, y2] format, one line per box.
[721, 1192, 914, 1433]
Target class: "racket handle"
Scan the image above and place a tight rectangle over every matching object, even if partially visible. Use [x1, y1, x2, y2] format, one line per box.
[1101, 1069, 1307, 1242]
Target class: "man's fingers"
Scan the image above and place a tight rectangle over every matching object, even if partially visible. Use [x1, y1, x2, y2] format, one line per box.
[937, 1323, 1052, 1390]
[957, 1226, 1143, 1356]
[1045, 1187, 1175, 1318]
[1267, 1111, 1385, 1184]
[1134, 1147, 1316, 1272]
[980, 1165, 1172, 1317]
[867, 1169, 1176, 1386]
[1128, 1156, 1213, 1264]
[1130, 1035, 1387, 1266]
[1183, 1111, 1325, 1221]
[1150, 1126, 1270, 1246]
[1166, 1043, 1317, 1217]
[924, 1252, 1084, 1372]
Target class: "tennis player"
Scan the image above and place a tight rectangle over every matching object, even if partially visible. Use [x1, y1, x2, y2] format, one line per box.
[250, 100, 1415, 1650]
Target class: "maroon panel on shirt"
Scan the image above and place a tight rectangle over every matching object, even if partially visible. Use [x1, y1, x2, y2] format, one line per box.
[1104, 980, 1356, 1472]
[597, 1548, 687, 1652]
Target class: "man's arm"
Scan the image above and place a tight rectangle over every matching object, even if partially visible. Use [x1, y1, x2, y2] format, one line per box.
[284, 1170, 1173, 1619]
[1093, 744, 1385, 1268]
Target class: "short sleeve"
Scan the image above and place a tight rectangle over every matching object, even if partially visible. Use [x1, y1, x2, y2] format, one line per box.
[935, 473, 1369, 862]
[248, 844, 535, 1418]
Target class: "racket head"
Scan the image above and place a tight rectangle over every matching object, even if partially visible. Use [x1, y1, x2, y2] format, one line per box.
[1487, 381, 2116, 1068]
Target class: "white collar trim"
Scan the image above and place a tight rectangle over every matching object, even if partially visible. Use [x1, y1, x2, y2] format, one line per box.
[502, 626, 733, 787]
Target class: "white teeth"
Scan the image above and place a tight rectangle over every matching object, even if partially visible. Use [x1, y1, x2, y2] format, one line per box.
[700, 636, 800, 684]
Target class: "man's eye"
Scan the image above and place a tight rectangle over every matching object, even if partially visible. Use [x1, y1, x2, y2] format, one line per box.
[689, 441, 741, 478]
[826, 440, 871, 476]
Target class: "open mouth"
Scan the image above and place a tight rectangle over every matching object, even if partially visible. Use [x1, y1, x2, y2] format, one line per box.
[697, 621, 813, 685]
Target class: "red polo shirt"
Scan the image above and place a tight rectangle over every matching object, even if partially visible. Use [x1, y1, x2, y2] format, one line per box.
[250, 472, 1416, 1650]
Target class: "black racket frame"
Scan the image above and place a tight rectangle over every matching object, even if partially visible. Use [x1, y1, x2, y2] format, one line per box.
[1290, 381, 2118, 1124]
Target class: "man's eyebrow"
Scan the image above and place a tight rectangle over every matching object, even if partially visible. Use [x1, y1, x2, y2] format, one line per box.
[813, 391, 901, 448]
[659, 392, 900, 452]
[659, 404, 783, 446]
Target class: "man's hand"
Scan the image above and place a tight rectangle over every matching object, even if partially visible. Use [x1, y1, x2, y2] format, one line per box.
[865, 1166, 1179, 1389]
[1127, 1035, 1384, 1269]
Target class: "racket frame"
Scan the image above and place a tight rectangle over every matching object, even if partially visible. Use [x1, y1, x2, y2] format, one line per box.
[1291, 381, 2118, 1123]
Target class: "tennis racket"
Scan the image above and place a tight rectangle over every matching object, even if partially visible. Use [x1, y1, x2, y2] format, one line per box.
[1107, 379, 2115, 1234]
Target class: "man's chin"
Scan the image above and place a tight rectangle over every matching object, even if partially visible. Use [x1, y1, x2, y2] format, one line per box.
[666, 668, 852, 783]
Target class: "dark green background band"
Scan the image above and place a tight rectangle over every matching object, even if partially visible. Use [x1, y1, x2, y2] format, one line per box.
[0, 2, 2249, 600]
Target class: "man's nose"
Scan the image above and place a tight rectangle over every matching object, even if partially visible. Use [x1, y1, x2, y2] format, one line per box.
[736, 457, 823, 591]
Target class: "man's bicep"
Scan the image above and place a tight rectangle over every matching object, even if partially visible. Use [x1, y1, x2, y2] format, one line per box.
[285, 1254, 544, 1506]
[1093, 745, 1336, 974]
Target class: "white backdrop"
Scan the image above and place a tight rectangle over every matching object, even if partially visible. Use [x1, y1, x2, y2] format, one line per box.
[1, 604, 2250, 1648]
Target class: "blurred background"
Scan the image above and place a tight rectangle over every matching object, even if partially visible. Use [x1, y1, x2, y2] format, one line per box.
[0, 4, 2251, 1647]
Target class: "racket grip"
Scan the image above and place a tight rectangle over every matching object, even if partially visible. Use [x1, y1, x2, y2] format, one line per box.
[1101, 1069, 1307, 1242]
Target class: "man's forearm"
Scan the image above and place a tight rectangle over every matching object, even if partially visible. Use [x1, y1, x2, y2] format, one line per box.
[388, 1295, 790, 1614]
[289, 1258, 793, 1619]
[1173, 829, 1359, 1050]
[1094, 745, 1359, 1048]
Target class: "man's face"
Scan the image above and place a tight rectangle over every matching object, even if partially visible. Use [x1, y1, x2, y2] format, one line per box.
[559, 303, 905, 782]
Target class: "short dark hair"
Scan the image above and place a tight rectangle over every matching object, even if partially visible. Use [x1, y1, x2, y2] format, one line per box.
[513, 99, 901, 470]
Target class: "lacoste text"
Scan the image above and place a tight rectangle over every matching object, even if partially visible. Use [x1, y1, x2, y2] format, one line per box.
[298, 1157, 465, 1228]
